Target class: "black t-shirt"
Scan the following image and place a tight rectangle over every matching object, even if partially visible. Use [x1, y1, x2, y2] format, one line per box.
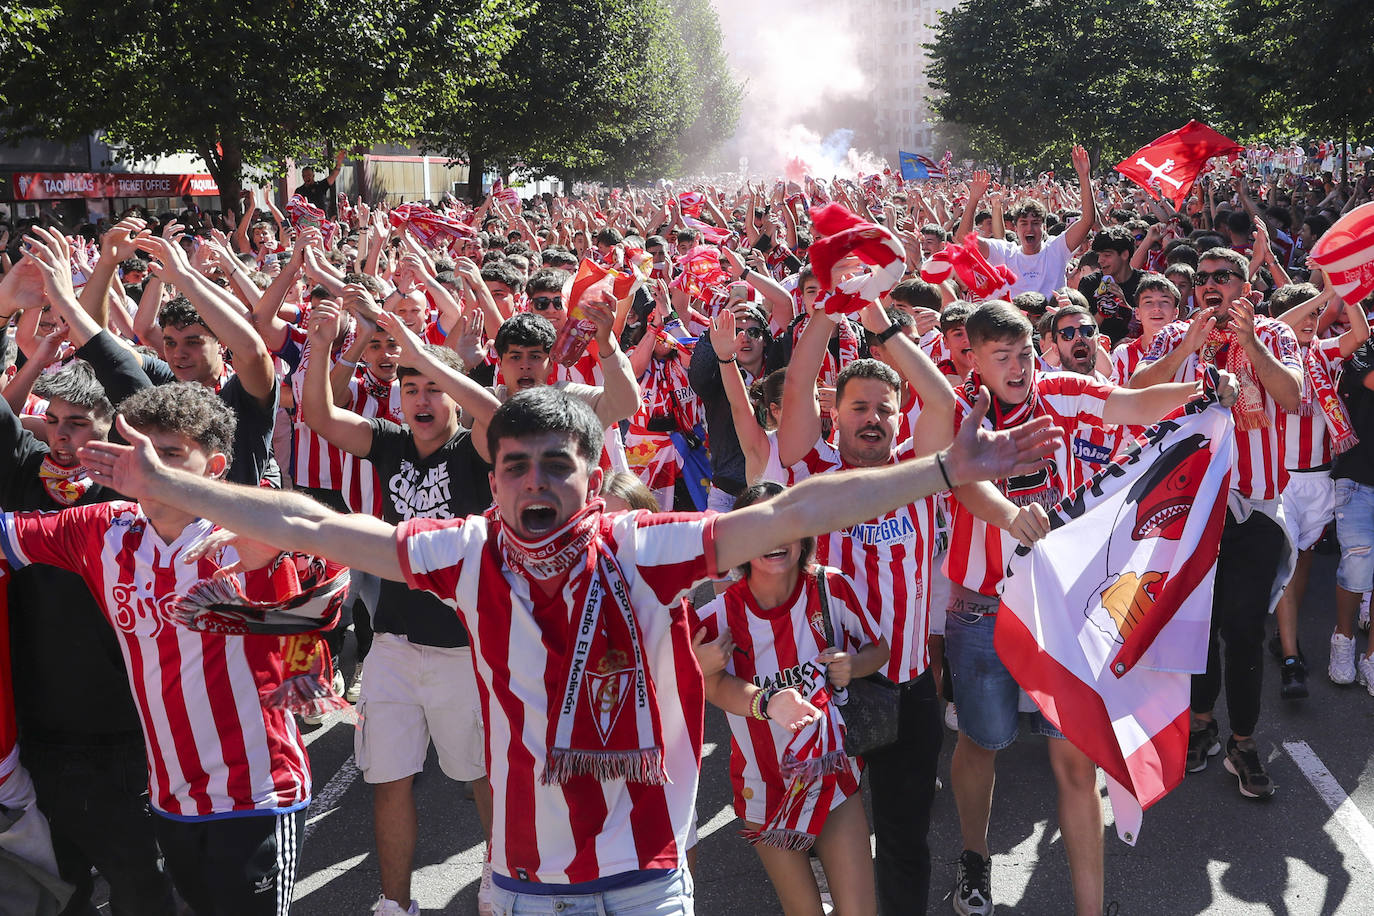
[366, 419, 492, 647]
[294, 179, 332, 211]
[1082, 269, 1142, 346]
[1335, 339, 1374, 487]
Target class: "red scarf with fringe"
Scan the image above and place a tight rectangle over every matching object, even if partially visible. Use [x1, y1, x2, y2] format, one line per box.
[1301, 342, 1358, 455]
[497, 500, 668, 785]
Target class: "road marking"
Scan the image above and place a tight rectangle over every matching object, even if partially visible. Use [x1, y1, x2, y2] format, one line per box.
[303, 754, 362, 842]
[292, 852, 368, 900]
[1283, 740, 1374, 868]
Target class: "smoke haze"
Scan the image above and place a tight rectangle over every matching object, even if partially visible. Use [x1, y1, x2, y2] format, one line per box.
[708, 0, 886, 180]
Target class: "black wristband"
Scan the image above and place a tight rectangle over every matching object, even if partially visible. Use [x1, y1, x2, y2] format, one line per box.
[875, 323, 904, 344]
[717, 355, 737, 364]
[759, 687, 777, 720]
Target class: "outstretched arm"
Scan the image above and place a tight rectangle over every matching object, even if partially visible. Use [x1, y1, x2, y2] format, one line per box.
[81, 417, 403, 579]
[713, 389, 1062, 571]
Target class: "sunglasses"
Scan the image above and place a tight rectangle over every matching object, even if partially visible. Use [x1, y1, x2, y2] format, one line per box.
[742, 326, 770, 340]
[530, 296, 564, 311]
[1056, 325, 1098, 342]
[1194, 269, 1243, 285]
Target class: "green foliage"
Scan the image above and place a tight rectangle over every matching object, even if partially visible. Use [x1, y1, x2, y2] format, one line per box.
[422, 0, 739, 192]
[927, 0, 1222, 170]
[0, 0, 526, 206]
[1210, 0, 1374, 139]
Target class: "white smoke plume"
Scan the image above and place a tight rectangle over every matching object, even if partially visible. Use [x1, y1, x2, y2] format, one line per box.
[706, 0, 887, 181]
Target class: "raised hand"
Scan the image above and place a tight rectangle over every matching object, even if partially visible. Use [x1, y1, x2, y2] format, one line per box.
[22, 226, 78, 305]
[709, 307, 742, 360]
[307, 300, 346, 345]
[944, 387, 1062, 485]
[1071, 144, 1092, 178]
[100, 216, 149, 261]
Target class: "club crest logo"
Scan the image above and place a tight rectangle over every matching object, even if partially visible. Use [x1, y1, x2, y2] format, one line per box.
[584, 649, 634, 744]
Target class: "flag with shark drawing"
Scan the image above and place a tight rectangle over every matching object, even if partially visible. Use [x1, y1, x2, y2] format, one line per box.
[996, 383, 1234, 845]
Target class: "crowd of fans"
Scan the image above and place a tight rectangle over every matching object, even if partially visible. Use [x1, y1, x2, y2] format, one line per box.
[0, 142, 1372, 916]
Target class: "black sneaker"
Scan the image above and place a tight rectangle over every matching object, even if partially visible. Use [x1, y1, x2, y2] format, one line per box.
[953, 849, 993, 916]
[1224, 737, 1275, 799]
[1280, 656, 1309, 700]
[1186, 719, 1221, 773]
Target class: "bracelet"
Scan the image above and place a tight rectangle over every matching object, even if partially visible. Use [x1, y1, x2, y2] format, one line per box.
[748, 690, 765, 721]
[336, 357, 359, 369]
[759, 687, 777, 720]
[717, 355, 737, 365]
[935, 450, 954, 490]
[875, 323, 903, 344]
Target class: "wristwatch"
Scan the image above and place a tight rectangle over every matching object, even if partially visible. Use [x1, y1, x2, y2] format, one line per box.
[875, 323, 904, 344]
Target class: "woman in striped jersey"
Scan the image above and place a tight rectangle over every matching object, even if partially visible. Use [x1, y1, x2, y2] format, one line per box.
[693, 482, 889, 916]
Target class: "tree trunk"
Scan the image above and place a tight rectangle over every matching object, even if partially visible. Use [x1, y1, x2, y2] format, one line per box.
[466, 150, 486, 204]
[203, 138, 244, 217]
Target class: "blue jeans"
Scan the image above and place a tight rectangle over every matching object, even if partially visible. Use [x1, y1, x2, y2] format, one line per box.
[944, 586, 1062, 751]
[1335, 479, 1374, 593]
[488, 869, 694, 915]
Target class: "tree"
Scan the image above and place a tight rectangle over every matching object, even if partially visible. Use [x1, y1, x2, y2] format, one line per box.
[424, 0, 739, 196]
[1210, 0, 1374, 180]
[666, 0, 743, 169]
[0, 0, 527, 211]
[926, 0, 1219, 171]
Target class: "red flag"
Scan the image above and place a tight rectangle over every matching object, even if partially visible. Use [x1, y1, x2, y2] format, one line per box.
[677, 191, 704, 218]
[1308, 201, 1374, 306]
[1114, 121, 1242, 207]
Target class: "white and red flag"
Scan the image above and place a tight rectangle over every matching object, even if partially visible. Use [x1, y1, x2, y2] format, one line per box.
[997, 387, 1235, 844]
[1308, 201, 1374, 306]
[1114, 121, 1242, 207]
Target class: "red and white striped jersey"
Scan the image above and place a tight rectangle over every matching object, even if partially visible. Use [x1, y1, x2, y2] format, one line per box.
[691, 568, 866, 826]
[1142, 317, 1301, 500]
[397, 509, 718, 884]
[1110, 337, 1147, 386]
[290, 333, 345, 490]
[1043, 368, 1125, 478]
[787, 438, 936, 683]
[551, 350, 602, 387]
[0, 504, 314, 819]
[1283, 338, 1344, 470]
[338, 375, 404, 516]
[945, 374, 1113, 597]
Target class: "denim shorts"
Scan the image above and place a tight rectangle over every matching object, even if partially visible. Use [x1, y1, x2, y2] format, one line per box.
[1335, 479, 1374, 593]
[944, 585, 1063, 751]
[488, 869, 693, 916]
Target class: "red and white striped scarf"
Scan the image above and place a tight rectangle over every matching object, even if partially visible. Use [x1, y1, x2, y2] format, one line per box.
[497, 501, 668, 786]
[1301, 343, 1358, 454]
[794, 311, 861, 388]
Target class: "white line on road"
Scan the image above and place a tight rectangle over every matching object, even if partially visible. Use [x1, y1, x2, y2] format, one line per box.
[303, 754, 362, 842]
[1283, 740, 1374, 868]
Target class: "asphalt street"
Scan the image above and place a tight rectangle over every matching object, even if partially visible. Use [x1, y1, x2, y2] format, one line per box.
[290, 552, 1374, 915]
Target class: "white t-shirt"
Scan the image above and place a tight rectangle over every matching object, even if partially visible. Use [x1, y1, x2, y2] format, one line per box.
[985, 232, 1074, 299]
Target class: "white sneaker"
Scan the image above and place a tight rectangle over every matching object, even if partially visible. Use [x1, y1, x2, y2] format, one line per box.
[944, 703, 959, 731]
[1358, 655, 1374, 697]
[1330, 632, 1358, 685]
[371, 895, 418, 915]
[346, 663, 365, 703]
[477, 860, 494, 916]
[332, 668, 346, 697]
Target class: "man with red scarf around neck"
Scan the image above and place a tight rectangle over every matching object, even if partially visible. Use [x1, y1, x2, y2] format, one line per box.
[944, 301, 1231, 916]
[79, 383, 1063, 915]
[1131, 247, 1303, 802]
